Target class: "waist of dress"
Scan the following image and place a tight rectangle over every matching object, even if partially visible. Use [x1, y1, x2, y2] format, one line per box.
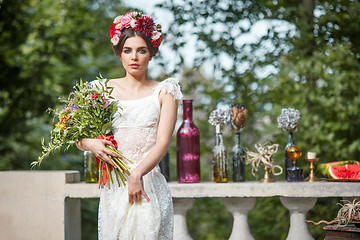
[113, 124, 156, 129]
[128, 162, 161, 173]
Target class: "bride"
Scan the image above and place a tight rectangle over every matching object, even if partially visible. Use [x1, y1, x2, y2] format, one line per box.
[76, 11, 183, 239]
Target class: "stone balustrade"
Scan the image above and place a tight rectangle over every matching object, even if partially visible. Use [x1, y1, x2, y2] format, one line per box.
[1, 170, 360, 240]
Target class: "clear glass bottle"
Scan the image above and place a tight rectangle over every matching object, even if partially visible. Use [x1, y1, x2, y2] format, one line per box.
[232, 132, 245, 182]
[213, 130, 228, 183]
[285, 132, 294, 180]
[176, 100, 200, 183]
[84, 151, 98, 183]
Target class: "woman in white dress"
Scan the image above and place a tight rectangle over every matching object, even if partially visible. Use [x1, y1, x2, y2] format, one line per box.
[76, 12, 182, 239]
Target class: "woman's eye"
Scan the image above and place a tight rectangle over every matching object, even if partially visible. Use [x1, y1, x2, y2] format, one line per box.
[123, 49, 131, 54]
[139, 49, 147, 54]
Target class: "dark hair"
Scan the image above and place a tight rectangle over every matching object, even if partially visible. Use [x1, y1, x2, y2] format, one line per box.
[112, 29, 159, 57]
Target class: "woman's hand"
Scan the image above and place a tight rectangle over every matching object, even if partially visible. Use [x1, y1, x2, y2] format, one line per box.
[128, 169, 150, 204]
[76, 138, 119, 166]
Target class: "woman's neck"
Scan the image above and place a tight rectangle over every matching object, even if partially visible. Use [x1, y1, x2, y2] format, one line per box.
[123, 73, 150, 88]
[109, 73, 156, 100]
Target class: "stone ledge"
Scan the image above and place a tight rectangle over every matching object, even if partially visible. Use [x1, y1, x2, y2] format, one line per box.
[64, 179, 360, 199]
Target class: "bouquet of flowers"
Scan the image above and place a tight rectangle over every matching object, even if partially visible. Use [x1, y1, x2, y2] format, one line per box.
[31, 76, 132, 188]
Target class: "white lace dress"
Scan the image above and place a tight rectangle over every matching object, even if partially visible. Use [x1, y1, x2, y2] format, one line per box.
[92, 78, 183, 240]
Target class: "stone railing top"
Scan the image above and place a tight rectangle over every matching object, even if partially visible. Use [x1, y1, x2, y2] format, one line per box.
[61, 170, 360, 199]
[5, 170, 357, 199]
[167, 181, 360, 198]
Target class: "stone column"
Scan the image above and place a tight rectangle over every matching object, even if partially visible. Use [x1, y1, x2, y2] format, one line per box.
[280, 197, 317, 240]
[173, 198, 195, 240]
[223, 197, 256, 240]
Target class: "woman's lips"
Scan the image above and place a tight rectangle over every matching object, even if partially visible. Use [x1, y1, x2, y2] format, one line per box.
[130, 64, 139, 69]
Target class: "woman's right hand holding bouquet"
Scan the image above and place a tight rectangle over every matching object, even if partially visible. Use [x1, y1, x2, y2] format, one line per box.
[76, 138, 119, 167]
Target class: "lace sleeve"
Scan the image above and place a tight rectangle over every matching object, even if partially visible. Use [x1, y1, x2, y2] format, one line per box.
[89, 79, 105, 90]
[155, 78, 183, 101]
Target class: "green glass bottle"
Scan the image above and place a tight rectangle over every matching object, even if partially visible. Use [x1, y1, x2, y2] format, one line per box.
[84, 151, 99, 183]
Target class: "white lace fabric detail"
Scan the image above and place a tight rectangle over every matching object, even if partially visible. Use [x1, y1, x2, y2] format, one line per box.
[98, 77, 181, 239]
[154, 78, 183, 101]
[98, 165, 173, 240]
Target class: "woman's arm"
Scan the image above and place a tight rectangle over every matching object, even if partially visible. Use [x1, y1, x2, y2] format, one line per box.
[127, 91, 178, 204]
[76, 138, 119, 166]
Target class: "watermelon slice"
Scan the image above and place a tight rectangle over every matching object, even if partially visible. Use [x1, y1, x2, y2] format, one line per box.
[328, 164, 360, 179]
[319, 160, 359, 178]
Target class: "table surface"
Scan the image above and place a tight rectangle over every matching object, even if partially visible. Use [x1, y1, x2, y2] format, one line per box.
[324, 224, 360, 232]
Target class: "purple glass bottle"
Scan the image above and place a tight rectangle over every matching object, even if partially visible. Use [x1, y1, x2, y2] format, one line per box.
[177, 100, 200, 183]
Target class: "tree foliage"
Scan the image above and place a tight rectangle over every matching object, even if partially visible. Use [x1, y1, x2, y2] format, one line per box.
[1, 1, 131, 239]
[0, 0, 129, 170]
[159, 0, 360, 239]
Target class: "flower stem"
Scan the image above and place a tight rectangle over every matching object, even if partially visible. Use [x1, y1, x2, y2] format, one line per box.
[105, 162, 113, 188]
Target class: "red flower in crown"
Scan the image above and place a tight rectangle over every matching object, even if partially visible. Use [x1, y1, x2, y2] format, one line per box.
[151, 40, 160, 48]
[141, 15, 154, 36]
[134, 18, 143, 32]
[109, 23, 116, 38]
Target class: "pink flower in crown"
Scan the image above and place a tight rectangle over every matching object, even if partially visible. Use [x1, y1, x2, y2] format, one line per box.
[126, 12, 138, 19]
[113, 15, 122, 24]
[130, 18, 137, 28]
[121, 16, 132, 28]
[115, 30, 121, 37]
[111, 35, 120, 46]
[151, 31, 161, 41]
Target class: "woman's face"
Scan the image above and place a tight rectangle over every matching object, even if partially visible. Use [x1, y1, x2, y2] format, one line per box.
[120, 35, 152, 77]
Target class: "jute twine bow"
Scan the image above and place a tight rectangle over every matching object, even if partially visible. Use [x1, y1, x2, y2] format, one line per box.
[246, 143, 283, 178]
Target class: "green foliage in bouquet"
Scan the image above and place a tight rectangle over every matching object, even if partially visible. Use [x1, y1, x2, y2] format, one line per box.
[32, 76, 132, 188]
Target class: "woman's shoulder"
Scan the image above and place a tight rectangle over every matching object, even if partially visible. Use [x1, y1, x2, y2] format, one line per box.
[154, 78, 183, 101]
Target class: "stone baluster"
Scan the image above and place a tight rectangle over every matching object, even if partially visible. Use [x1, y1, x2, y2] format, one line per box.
[173, 198, 195, 240]
[280, 197, 317, 240]
[223, 197, 256, 240]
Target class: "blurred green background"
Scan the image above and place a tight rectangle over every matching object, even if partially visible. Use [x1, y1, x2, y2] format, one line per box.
[1, 0, 360, 239]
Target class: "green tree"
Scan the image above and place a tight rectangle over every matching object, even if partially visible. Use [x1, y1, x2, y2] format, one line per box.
[1, 1, 131, 239]
[0, 0, 129, 171]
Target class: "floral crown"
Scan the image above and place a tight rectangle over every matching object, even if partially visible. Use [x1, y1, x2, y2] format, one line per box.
[109, 12, 163, 48]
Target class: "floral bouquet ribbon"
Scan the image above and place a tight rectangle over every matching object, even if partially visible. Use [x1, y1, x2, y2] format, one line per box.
[95, 135, 132, 187]
[246, 143, 283, 179]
